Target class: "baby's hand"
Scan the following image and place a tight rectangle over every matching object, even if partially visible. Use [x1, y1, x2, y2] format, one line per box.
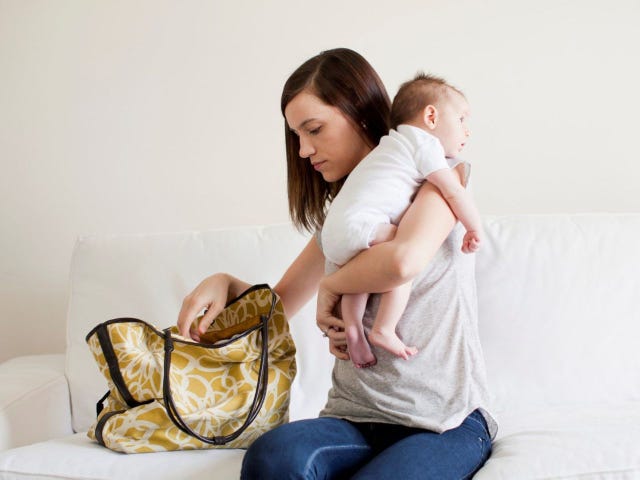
[461, 230, 482, 254]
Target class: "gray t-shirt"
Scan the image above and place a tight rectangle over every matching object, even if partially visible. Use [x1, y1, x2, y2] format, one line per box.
[318, 214, 498, 439]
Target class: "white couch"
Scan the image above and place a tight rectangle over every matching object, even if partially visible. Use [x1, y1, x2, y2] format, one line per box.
[1, 214, 639, 479]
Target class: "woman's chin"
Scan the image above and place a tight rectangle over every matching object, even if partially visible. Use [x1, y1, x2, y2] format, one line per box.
[320, 172, 336, 182]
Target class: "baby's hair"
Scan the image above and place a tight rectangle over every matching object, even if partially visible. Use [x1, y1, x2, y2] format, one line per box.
[390, 72, 464, 129]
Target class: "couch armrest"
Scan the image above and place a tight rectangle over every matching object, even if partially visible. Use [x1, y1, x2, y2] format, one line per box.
[0, 354, 73, 451]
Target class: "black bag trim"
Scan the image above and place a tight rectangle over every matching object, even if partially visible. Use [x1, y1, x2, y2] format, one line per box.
[96, 390, 111, 417]
[161, 289, 276, 445]
[86, 317, 155, 342]
[95, 409, 126, 447]
[224, 283, 271, 307]
[95, 324, 153, 410]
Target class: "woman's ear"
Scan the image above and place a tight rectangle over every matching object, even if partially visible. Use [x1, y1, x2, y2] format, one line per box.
[422, 105, 438, 130]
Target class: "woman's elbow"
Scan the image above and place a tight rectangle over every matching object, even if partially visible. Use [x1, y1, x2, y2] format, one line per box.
[387, 244, 424, 284]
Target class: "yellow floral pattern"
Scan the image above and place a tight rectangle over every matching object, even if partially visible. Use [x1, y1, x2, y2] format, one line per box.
[86, 286, 296, 453]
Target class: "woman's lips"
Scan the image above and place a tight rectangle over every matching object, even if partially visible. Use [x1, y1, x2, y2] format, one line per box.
[313, 161, 326, 171]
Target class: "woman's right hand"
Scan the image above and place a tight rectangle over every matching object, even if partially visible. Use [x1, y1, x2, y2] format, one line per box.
[177, 273, 237, 341]
[317, 278, 350, 361]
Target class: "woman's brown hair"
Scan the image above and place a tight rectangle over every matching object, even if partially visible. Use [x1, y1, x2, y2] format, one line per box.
[281, 48, 391, 233]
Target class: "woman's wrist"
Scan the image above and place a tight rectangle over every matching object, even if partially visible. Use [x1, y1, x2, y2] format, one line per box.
[318, 275, 334, 296]
[223, 273, 251, 301]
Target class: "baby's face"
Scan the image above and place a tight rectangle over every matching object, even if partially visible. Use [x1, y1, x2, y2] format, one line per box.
[432, 91, 471, 157]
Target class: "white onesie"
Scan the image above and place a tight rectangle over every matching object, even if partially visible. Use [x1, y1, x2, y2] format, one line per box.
[322, 124, 462, 267]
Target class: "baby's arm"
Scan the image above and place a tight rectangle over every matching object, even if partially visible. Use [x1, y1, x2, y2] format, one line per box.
[426, 168, 483, 253]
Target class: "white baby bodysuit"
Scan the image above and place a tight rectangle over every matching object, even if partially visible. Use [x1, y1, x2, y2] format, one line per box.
[322, 124, 461, 266]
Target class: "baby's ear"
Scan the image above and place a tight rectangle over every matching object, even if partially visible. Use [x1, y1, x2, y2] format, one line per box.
[422, 105, 438, 129]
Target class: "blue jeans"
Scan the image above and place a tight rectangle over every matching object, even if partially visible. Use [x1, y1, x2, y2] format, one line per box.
[240, 410, 492, 479]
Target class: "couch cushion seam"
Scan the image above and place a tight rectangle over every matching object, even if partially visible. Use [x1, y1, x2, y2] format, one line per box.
[0, 469, 104, 480]
[0, 375, 69, 410]
[539, 466, 640, 480]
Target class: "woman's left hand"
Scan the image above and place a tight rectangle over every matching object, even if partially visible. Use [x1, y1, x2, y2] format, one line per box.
[316, 278, 349, 360]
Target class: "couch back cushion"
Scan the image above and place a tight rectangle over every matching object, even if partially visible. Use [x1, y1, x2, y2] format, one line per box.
[66, 224, 334, 433]
[67, 215, 640, 433]
[477, 214, 640, 415]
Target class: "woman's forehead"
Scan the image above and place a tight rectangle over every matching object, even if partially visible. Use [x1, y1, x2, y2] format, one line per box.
[285, 92, 337, 130]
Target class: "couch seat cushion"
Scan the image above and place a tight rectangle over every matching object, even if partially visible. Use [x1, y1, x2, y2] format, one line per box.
[0, 433, 243, 480]
[2, 404, 639, 479]
[475, 403, 640, 479]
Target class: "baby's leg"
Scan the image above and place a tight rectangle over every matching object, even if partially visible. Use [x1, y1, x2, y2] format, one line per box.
[341, 293, 377, 368]
[337, 222, 400, 368]
[368, 282, 418, 360]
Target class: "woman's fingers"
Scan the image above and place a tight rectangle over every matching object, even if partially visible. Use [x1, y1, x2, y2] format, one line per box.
[316, 279, 349, 359]
[326, 324, 349, 360]
[316, 285, 345, 333]
[197, 301, 223, 335]
[177, 274, 230, 339]
[326, 326, 346, 343]
[318, 315, 345, 334]
[329, 340, 350, 361]
[177, 294, 206, 338]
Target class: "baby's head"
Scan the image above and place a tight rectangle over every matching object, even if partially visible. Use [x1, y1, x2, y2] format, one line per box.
[390, 73, 470, 157]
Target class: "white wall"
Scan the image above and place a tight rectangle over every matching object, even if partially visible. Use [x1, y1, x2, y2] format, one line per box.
[1, 0, 639, 362]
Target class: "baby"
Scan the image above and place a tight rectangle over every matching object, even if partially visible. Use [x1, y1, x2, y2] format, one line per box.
[322, 73, 482, 368]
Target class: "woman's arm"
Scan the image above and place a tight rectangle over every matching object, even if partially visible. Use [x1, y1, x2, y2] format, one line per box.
[273, 236, 326, 319]
[177, 237, 325, 340]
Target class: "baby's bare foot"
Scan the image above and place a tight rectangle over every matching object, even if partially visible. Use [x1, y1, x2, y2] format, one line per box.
[369, 329, 418, 360]
[345, 325, 377, 368]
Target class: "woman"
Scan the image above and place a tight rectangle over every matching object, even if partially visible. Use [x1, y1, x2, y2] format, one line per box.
[177, 48, 496, 479]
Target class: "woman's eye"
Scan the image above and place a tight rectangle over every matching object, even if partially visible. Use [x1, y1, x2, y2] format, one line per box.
[309, 127, 321, 135]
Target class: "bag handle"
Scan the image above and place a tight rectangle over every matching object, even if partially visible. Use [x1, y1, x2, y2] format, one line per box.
[161, 290, 275, 445]
[94, 322, 154, 413]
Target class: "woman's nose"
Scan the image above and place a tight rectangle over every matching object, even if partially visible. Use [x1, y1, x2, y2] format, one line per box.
[298, 136, 316, 159]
